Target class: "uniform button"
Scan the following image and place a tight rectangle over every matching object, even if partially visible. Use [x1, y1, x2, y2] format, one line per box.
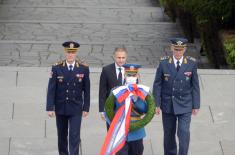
[73, 90, 75, 93]
[181, 80, 183, 83]
[180, 96, 182, 98]
[66, 97, 69, 100]
[180, 89, 182, 91]
[172, 96, 175, 98]
[66, 90, 69, 93]
[74, 83, 76, 86]
[67, 83, 69, 85]
[173, 88, 175, 91]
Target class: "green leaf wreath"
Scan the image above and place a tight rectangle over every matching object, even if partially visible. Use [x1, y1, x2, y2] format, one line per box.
[104, 93, 156, 131]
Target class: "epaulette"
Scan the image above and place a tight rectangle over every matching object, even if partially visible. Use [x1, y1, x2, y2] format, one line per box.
[160, 56, 170, 61]
[186, 56, 196, 62]
[76, 59, 89, 67]
[53, 60, 65, 66]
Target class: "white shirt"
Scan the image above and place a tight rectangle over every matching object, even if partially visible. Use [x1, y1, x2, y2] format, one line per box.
[66, 61, 75, 71]
[173, 56, 183, 68]
[115, 63, 124, 83]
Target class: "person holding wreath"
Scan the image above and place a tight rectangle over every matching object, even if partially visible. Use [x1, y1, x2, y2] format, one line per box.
[100, 64, 156, 155]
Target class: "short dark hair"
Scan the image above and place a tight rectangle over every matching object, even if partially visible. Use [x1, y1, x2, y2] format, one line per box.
[113, 47, 128, 55]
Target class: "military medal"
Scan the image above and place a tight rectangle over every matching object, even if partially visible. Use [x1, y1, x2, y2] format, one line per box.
[184, 72, 192, 76]
[76, 74, 84, 82]
[57, 76, 64, 82]
[184, 72, 192, 81]
[164, 74, 170, 81]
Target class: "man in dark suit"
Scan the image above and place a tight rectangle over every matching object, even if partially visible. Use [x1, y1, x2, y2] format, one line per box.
[99, 47, 128, 125]
[153, 38, 200, 155]
[46, 41, 90, 155]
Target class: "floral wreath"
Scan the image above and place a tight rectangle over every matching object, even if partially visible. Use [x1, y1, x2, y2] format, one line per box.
[105, 93, 156, 131]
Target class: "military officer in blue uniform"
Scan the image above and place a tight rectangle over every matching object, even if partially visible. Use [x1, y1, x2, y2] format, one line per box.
[153, 38, 200, 155]
[46, 41, 90, 155]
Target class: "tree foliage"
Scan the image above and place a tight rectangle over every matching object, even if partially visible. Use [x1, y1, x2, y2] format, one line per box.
[160, 0, 235, 25]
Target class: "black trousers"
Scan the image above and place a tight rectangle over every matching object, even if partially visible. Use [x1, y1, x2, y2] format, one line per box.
[56, 114, 82, 155]
[116, 139, 144, 155]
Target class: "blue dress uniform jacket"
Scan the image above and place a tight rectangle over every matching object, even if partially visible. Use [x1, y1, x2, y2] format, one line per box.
[46, 60, 90, 115]
[153, 56, 200, 114]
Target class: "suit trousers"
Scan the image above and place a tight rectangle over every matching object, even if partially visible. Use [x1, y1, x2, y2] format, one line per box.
[56, 114, 82, 155]
[116, 139, 144, 155]
[162, 112, 191, 155]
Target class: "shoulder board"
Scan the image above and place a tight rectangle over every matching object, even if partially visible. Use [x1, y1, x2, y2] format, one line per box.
[53, 60, 65, 66]
[160, 56, 170, 61]
[76, 59, 89, 67]
[186, 56, 196, 62]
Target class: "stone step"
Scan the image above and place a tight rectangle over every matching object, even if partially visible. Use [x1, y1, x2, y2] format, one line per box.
[0, 42, 199, 67]
[0, 5, 170, 22]
[0, 0, 159, 7]
[0, 22, 181, 43]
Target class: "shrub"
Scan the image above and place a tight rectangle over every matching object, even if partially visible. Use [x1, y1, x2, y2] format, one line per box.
[224, 38, 235, 66]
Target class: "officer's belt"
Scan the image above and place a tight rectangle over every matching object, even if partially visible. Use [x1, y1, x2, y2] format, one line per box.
[131, 116, 141, 121]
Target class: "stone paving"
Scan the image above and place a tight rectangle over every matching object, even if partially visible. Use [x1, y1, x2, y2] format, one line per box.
[0, 67, 235, 155]
[1, 0, 232, 154]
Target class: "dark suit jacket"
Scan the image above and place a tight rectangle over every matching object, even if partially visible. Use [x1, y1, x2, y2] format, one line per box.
[153, 56, 200, 114]
[46, 60, 90, 115]
[99, 63, 120, 112]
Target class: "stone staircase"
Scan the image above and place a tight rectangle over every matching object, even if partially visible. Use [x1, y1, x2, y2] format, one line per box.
[0, 0, 201, 68]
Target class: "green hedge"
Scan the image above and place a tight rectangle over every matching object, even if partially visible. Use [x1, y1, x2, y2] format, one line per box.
[224, 38, 235, 67]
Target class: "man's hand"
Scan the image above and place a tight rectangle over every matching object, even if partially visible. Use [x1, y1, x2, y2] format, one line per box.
[83, 111, 89, 117]
[100, 112, 105, 121]
[155, 107, 161, 115]
[192, 109, 199, 116]
[48, 111, 55, 117]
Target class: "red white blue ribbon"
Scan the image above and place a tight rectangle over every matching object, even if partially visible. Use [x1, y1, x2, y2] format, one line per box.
[100, 84, 149, 155]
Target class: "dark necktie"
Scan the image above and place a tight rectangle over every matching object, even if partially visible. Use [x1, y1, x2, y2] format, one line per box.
[176, 61, 180, 72]
[117, 67, 122, 85]
[69, 65, 73, 72]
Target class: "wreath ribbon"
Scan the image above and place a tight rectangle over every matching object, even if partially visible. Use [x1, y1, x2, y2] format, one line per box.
[100, 84, 150, 155]
[100, 93, 132, 155]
